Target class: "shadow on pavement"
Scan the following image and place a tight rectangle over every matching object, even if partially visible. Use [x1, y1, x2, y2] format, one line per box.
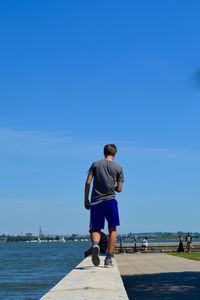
[122, 271, 200, 300]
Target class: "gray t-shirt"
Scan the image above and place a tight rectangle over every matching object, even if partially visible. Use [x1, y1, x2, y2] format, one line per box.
[88, 159, 124, 203]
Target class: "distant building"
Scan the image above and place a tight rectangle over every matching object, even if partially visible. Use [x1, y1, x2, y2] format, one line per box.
[26, 233, 33, 237]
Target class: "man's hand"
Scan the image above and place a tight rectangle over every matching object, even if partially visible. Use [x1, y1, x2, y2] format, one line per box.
[84, 199, 90, 210]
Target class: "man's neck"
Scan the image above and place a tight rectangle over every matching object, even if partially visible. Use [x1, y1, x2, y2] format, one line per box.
[105, 155, 114, 161]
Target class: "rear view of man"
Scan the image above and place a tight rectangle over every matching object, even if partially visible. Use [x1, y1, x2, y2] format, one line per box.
[84, 144, 124, 267]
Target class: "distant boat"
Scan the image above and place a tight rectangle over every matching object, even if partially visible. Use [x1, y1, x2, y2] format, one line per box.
[27, 237, 66, 243]
[61, 237, 66, 242]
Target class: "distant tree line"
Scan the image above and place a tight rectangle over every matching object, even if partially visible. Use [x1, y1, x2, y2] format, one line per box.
[1, 232, 200, 243]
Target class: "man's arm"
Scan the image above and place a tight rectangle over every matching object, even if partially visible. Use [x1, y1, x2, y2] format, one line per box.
[84, 174, 93, 209]
[115, 181, 123, 193]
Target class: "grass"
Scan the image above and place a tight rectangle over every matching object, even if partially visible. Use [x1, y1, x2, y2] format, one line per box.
[170, 252, 200, 261]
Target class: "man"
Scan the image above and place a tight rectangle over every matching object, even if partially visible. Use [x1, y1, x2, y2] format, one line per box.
[84, 144, 124, 267]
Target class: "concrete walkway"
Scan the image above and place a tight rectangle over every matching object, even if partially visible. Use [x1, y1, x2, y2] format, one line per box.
[40, 255, 128, 300]
[116, 253, 200, 300]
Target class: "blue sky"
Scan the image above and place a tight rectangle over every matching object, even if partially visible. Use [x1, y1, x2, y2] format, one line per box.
[0, 0, 200, 235]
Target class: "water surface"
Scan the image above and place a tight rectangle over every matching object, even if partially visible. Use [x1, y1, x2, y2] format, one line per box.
[0, 241, 90, 300]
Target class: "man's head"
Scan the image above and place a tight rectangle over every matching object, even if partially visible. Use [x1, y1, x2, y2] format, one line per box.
[104, 144, 117, 157]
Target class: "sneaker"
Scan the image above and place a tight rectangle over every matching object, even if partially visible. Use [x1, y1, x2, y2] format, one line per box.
[104, 256, 113, 268]
[92, 244, 100, 266]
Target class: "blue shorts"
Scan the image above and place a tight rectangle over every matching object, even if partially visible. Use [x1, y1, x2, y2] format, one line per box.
[90, 199, 120, 230]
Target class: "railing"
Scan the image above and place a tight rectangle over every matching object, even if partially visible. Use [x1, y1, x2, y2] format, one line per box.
[115, 242, 200, 253]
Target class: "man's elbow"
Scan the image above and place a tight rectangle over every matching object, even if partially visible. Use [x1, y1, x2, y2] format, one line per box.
[85, 175, 92, 186]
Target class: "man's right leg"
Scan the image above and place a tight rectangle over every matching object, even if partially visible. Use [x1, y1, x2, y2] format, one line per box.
[107, 227, 117, 254]
[104, 227, 116, 267]
[104, 200, 120, 267]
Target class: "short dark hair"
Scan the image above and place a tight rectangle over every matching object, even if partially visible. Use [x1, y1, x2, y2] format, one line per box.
[104, 144, 117, 157]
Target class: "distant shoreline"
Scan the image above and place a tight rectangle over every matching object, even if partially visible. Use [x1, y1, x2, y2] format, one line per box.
[1, 231, 200, 244]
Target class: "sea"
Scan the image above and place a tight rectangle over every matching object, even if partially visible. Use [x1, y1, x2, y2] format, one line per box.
[0, 241, 91, 300]
[1, 239, 200, 299]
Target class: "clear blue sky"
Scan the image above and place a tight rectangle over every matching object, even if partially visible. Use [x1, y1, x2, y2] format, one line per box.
[0, 0, 200, 235]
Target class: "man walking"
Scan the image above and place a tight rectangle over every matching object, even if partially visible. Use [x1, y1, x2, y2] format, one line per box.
[84, 144, 124, 267]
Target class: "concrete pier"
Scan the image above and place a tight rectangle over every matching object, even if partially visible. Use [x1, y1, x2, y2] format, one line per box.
[40, 253, 200, 299]
[40, 255, 128, 300]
